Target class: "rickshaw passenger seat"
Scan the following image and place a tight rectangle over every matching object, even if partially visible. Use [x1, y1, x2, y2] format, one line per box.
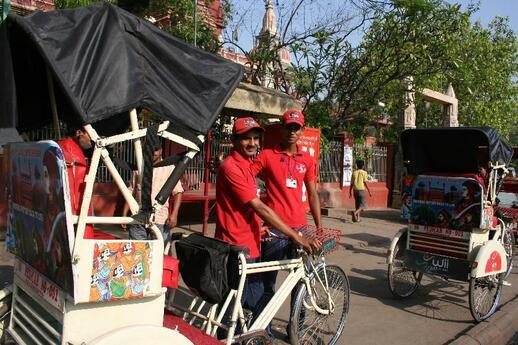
[424, 172, 486, 190]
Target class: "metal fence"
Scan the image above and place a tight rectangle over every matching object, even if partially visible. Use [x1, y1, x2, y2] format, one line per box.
[25, 123, 138, 184]
[24, 125, 388, 186]
[318, 140, 343, 183]
[318, 141, 387, 183]
[181, 135, 233, 191]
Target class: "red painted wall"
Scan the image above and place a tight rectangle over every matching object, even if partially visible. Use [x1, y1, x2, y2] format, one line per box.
[317, 181, 389, 209]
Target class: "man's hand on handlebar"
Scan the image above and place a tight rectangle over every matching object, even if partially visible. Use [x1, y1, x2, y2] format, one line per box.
[291, 231, 321, 254]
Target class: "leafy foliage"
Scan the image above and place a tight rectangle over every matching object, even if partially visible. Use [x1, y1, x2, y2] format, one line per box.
[236, 0, 517, 144]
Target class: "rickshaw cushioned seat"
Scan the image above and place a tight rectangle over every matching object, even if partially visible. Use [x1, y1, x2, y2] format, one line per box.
[424, 172, 485, 188]
[163, 312, 221, 345]
[92, 231, 117, 240]
[162, 255, 179, 288]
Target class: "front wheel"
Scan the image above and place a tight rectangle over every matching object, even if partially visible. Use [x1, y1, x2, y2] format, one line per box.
[469, 273, 503, 322]
[502, 226, 515, 278]
[289, 265, 350, 345]
[387, 243, 423, 299]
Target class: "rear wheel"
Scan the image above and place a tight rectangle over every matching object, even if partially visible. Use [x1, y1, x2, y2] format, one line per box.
[387, 242, 423, 299]
[469, 273, 503, 322]
[289, 265, 349, 345]
[502, 226, 515, 278]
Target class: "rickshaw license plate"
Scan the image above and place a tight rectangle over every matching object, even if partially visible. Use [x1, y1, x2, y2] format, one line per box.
[406, 250, 470, 281]
[14, 257, 65, 309]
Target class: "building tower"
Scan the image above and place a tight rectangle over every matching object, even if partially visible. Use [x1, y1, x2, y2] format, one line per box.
[254, 0, 291, 89]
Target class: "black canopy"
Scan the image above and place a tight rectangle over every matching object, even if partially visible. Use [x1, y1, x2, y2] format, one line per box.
[401, 127, 513, 175]
[0, 3, 243, 138]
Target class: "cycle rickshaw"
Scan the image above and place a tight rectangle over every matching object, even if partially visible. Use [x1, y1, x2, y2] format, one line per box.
[0, 4, 349, 344]
[386, 127, 514, 322]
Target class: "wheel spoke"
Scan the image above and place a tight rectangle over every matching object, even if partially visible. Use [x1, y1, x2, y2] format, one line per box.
[388, 245, 420, 299]
[291, 265, 349, 345]
[469, 274, 502, 322]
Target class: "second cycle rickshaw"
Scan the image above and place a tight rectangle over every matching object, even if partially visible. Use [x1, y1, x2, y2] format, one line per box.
[387, 127, 514, 322]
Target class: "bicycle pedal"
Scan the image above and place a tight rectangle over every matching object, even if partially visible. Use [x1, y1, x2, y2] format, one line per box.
[232, 329, 273, 345]
[243, 308, 253, 324]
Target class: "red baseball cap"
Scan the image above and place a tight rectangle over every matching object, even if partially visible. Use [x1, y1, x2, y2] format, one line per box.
[282, 109, 304, 126]
[232, 117, 264, 135]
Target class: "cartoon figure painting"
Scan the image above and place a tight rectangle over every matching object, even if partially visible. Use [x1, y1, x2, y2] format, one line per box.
[89, 242, 152, 302]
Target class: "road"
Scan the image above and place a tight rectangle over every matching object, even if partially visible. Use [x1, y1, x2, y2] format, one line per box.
[1, 209, 516, 344]
[262, 209, 518, 345]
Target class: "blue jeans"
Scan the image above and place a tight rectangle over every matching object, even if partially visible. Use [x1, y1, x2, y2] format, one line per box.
[260, 226, 306, 336]
[218, 257, 264, 340]
[128, 223, 170, 247]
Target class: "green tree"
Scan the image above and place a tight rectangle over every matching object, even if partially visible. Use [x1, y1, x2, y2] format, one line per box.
[329, 0, 474, 138]
[241, 0, 516, 144]
[306, 1, 516, 143]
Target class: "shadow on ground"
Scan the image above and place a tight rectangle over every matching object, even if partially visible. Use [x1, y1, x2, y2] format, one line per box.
[347, 267, 473, 324]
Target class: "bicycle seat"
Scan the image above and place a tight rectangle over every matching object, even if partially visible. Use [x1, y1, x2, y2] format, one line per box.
[230, 245, 250, 257]
[170, 232, 185, 242]
[500, 215, 514, 223]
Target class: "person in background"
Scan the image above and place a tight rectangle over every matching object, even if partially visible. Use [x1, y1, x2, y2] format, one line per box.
[122, 145, 183, 246]
[349, 159, 372, 222]
[250, 108, 321, 337]
[215, 117, 320, 339]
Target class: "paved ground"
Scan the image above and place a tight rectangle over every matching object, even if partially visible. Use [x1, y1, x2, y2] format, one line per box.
[171, 209, 518, 345]
[1, 208, 517, 345]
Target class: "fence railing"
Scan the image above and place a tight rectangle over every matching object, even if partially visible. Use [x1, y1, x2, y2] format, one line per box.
[318, 141, 387, 183]
[25, 125, 388, 187]
[318, 140, 343, 183]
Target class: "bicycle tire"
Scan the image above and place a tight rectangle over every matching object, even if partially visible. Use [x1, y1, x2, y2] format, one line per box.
[502, 226, 515, 278]
[469, 273, 503, 322]
[289, 264, 349, 345]
[387, 242, 422, 299]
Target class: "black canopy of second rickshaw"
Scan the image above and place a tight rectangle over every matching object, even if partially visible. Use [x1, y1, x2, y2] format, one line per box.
[401, 127, 513, 175]
[0, 2, 243, 139]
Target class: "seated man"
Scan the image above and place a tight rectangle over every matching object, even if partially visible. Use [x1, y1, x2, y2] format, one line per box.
[57, 128, 95, 239]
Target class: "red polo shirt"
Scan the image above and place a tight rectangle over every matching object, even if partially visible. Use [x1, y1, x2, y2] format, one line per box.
[251, 145, 316, 228]
[57, 137, 94, 239]
[215, 151, 262, 258]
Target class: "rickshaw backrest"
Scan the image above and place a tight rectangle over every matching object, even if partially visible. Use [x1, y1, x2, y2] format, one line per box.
[6, 141, 76, 296]
[409, 174, 487, 231]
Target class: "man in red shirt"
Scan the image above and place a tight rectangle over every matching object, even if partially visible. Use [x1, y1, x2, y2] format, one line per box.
[250, 108, 321, 336]
[57, 128, 95, 239]
[216, 117, 319, 337]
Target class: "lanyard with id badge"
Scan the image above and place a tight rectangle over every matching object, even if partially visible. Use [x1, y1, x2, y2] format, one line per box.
[285, 155, 298, 189]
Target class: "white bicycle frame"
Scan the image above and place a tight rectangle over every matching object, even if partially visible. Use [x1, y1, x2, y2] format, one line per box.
[173, 252, 333, 345]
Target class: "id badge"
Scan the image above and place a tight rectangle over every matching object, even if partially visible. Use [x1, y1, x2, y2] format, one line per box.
[286, 178, 297, 189]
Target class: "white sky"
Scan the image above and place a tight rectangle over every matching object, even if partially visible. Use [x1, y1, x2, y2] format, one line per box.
[224, 0, 517, 52]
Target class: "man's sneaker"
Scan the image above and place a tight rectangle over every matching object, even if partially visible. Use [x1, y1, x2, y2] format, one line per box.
[503, 280, 512, 287]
